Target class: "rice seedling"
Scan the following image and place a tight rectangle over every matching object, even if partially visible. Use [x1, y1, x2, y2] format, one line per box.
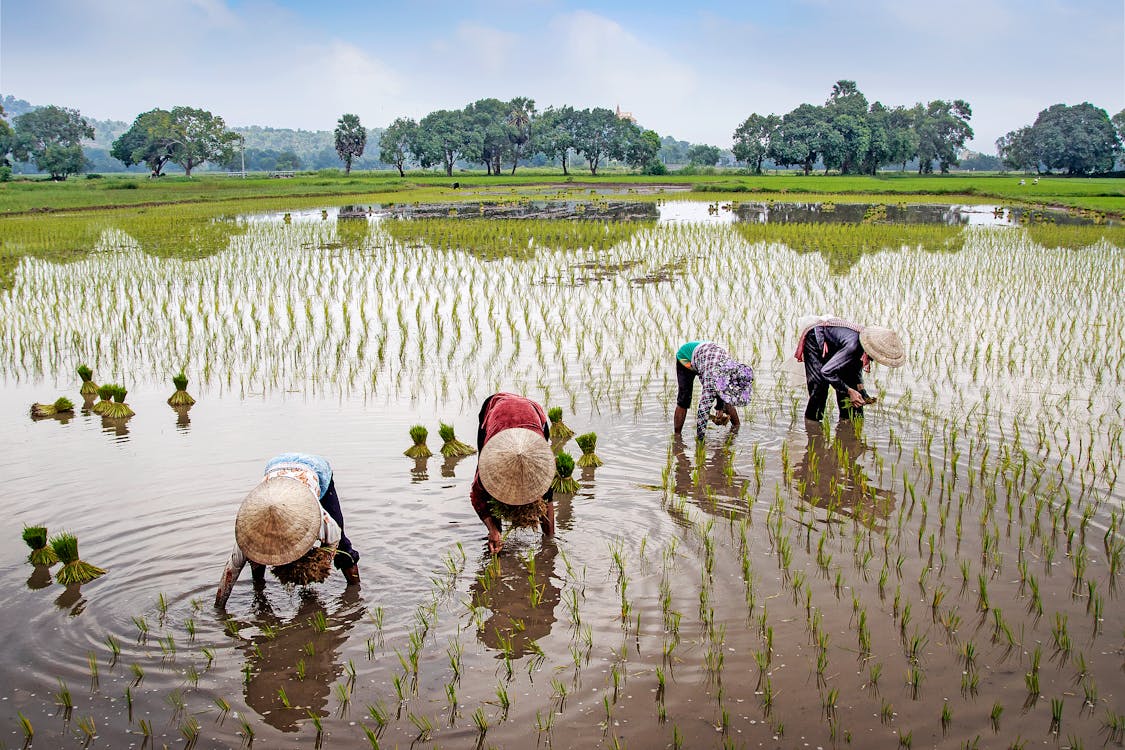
[438, 421, 475, 457]
[575, 432, 604, 467]
[548, 406, 575, 443]
[403, 424, 432, 458]
[49, 533, 105, 584]
[76, 363, 98, 397]
[29, 396, 74, 418]
[22, 525, 58, 566]
[167, 370, 196, 406]
[551, 452, 580, 494]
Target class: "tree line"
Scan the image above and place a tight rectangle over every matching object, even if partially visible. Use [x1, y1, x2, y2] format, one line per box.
[732, 80, 976, 175]
[3, 85, 1125, 180]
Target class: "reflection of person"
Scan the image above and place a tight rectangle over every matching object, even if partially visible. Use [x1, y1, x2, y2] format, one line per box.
[471, 393, 557, 555]
[469, 544, 560, 659]
[795, 316, 905, 422]
[673, 341, 754, 441]
[239, 588, 365, 732]
[216, 453, 360, 607]
[792, 419, 895, 528]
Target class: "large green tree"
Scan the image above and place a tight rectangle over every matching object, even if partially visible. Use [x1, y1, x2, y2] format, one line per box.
[995, 126, 1038, 172]
[0, 104, 13, 167]
[505, 96, 536, 175]
[686, 144, 722, 166]
[767, 104, 829, 175]
[379, 117, 417, 177]
[914, 100, 973, 173]
[573, 107, 631, 175]
[413, 109, 471, 176]
[535, 106, 579, 175]
[732, 113, 780, 174]
[821, 80, 870, 174]
[111, 109, 178, 176]
[12, 105, 93, 179]
[1031, 103, 1117, 175]
[334, 113, 367, 174]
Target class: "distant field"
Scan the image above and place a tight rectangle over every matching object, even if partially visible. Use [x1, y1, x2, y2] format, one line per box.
[1, 170, 1122, 216]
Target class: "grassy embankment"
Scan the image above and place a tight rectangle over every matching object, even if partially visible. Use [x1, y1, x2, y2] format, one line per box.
[1, 170, 1123, 215]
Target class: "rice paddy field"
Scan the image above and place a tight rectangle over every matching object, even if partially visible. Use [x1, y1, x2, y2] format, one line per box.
[1, 198, 1123, 749]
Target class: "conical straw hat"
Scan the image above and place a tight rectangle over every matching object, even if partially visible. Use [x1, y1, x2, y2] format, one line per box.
[479, 428, 555, 506]
[235, 477, 321, 566]
[859, 326, 906, 368]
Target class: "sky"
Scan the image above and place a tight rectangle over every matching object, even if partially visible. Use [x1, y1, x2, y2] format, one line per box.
[1, 0, 1123, 153]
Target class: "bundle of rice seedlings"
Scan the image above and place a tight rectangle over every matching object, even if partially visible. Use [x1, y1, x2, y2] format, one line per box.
[575, 432, 604, 468]
[50, 533, 106, 585]
[404, 425, 432, 458]
[272, 545, 336, 585]
[167, 371, 196, 407]
[439, 422, 476, 457]
[30, 397, 75, 418]
[23, 525, 58, 566]
[488, 498, 548, 529]
[551, 452, 580, 494]
[91, 384, 115, 416]
[101, 385, 135, 419]
[77, 364, 99, 398]
[548, 406, 575, 443]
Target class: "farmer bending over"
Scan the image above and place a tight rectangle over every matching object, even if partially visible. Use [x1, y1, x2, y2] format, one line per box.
[673, 341, 755, 441]
[471, 393, 556, 555]
[215, 453, 360, 607]
[795, 315, 905, 422]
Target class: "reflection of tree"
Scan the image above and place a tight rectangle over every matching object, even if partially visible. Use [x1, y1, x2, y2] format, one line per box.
[791, 420, 895, 530]
[233, 588, 364, 732]
[469, 544, 560, 659]
[667, 436, 752, 520]
[335, 214, 372, 249]
[381, 217, 653, 260]
[733, 221, 964, 275]
[113, 212, 248, 261]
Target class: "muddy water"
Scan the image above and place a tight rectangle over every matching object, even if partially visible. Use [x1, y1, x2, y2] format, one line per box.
[1, 204, 1124, 748]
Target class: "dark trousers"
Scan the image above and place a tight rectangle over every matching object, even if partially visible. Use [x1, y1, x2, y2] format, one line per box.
[675, 360, 727, 411]
[320, 479, 360, 569]
[802, 337, 862, 422]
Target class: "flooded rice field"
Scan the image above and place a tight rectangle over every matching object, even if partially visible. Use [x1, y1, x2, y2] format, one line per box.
[1, 200, 1124, 749]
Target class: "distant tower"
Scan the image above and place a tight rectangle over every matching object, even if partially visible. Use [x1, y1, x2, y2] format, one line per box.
[615, 104, 636, 124]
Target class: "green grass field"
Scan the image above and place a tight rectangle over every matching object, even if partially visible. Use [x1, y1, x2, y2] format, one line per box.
[1, 170, 1122, 216]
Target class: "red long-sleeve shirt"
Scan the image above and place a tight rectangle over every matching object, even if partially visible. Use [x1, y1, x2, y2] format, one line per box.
[469, 393, 551, 521]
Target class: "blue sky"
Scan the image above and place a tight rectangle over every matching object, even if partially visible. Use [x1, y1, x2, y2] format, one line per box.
[2, 0, 1122, 152]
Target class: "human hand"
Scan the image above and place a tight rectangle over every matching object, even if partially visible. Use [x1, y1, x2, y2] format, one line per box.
[847, 388, 866, 408]
[710, 411, 730, 425]
[488, 528, 504, 555]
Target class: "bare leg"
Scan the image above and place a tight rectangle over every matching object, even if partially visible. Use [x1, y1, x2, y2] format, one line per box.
[673, 406, 687, 434]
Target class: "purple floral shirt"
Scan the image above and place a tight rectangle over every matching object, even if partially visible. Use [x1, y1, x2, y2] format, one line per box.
[691, 342, 754, 441]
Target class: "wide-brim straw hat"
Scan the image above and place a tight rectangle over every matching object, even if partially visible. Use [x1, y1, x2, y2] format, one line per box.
[860, 326, 906, 368]
[235, 476, 321, 566]
[479, 427, 555, 506]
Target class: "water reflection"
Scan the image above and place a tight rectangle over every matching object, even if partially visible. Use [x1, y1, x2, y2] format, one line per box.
[667, 435, 751, 519]
[469, 544, 560, 659]
[791, 420, 895, 530]
[440, 454, 470, 478]
[100, 416, 131, 439]
[54, 583, 86, 617]
[234, 588, 364, 732]
[26, 564, 53, 591]
[171, 404, 192, 431]
[410, 456, 429, 482]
